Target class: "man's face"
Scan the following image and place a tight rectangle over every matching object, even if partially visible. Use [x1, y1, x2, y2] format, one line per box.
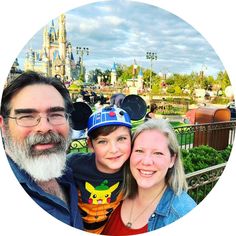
[1, 84, 71, 181]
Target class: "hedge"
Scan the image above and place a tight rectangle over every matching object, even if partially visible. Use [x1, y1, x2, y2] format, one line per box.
[181, 145, 232, 174]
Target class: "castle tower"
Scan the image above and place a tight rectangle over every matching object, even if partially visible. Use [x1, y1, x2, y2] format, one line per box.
[111, 62, 117, 85]
[58, 14, 66, 61]
[43, 26, 49, 50]
[49, 20, 56, 43]
[24, 14, 79, 81]
[41, 48, 50, 76]
[24, 48, 35, 71]
[137, 67, 144, 90]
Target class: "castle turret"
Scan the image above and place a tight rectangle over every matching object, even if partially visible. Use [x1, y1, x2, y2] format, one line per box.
[58, 14, 66, 60]
[49, 20, 56, 43]
[137, 67, 144, 90]
[42, 48, 49, 76]
[111, 62, 117, 85]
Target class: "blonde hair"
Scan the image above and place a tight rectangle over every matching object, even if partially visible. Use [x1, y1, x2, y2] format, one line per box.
[122, 118, 188, 199]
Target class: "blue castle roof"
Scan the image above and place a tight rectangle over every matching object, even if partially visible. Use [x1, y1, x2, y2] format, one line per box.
[111, 62, 116, 72]
[139, 68, 143, 76]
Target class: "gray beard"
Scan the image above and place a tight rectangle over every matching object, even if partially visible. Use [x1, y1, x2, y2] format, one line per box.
[4, 129, 72, 181]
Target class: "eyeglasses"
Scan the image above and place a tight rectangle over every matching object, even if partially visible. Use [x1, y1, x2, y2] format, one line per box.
[8, 112, 70, 127]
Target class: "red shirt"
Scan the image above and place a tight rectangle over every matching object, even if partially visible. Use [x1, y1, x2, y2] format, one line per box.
[102, 203, 148, 235]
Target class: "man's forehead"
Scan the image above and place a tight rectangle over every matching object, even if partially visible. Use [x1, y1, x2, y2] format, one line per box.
[10, 84, 65, 111]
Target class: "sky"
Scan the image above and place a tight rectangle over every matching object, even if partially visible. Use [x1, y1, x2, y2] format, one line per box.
[17, 0, 225, 78]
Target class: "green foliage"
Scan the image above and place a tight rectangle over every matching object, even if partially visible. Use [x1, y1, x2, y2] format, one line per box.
[181, 145, 231, 174]
[165, 78, 175, 85]
[211, 96, 230, 104]
[215, 71, 231, 90]
[166, 86, 175, 94]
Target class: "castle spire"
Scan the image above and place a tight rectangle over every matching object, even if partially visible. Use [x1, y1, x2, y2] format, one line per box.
[58, 14, 66, 60]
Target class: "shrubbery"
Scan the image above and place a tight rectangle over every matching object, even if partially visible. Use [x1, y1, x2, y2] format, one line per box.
[181, 145, 232, 174]
[211, 96, 230, 104]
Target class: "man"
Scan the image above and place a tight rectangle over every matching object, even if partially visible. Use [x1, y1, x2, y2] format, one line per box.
[0, 71, 83, 229]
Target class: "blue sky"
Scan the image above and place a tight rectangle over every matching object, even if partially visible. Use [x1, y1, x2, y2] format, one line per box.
[18, 0, 225, 78]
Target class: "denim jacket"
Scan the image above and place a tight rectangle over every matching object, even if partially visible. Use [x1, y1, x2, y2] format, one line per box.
[7, 156, 83, 230]
[148, 186, 196, 231]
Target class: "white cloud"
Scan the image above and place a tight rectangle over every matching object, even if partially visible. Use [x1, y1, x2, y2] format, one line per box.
[16, 0, 224, 78]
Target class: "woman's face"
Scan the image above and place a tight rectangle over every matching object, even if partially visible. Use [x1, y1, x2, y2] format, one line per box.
[130, 129, 176, 190]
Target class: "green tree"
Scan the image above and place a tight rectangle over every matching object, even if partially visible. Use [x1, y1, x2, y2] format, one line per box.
[118, 65, 132, 84]
[215, 71, 231, 91]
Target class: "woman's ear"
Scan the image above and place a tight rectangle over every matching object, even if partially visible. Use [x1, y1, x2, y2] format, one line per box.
[169, 154, 176, 169]
[87, 138, 94, 152]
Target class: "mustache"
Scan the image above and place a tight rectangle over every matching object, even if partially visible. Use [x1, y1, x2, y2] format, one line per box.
[25, 131, 68, 156]
[26, 131, 63, 145]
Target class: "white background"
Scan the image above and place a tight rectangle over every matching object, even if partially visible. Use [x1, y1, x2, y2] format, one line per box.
[0, 0, 235, 235]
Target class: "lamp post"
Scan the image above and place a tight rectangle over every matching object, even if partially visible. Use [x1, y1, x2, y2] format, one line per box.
[146, 51, 157, 89]
[76, 46, 89, 80]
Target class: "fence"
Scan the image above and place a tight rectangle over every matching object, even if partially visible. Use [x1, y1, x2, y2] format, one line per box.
[174, 120, 236, 150]
[186, 162, 226, 203]
[69, 120, 236, 153]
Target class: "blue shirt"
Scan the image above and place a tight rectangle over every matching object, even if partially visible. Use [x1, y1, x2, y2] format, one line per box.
[7, 156, 83, 230]
[148, 186, 196, 231]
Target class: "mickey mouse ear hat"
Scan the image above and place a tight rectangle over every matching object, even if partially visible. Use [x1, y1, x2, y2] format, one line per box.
[120, 95, 147, 120]
[87, 106, 132, 135]
[70, 94, 147, 133]
[70, 102, 93, 130]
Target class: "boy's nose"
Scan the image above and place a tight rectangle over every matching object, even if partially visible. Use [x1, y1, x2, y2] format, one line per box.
[110, 142, 119, 153]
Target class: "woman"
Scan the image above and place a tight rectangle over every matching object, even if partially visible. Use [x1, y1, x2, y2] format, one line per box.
[144, 103, 158, 121]
[102, 119, 196, 235]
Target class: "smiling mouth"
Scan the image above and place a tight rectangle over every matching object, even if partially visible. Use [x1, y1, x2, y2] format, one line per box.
[139, 169, 156, 177]
[108, 155, 121, 160]
[33, 143, 55, 151]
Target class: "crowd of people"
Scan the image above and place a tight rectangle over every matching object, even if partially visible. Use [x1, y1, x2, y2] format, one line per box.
[0, 71, 196, 235]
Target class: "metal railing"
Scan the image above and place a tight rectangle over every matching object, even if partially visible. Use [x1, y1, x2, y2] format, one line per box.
[69, 120, 236, 152]
[174, 120, 236, 150]
[69, 138, 89, 153]
[186, 162, 227, 203]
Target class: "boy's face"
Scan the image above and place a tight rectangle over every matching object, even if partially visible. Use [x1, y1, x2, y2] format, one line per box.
[89, 126, 131, 173]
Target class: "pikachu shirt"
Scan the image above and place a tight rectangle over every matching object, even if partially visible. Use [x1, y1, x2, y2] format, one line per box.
[67, 153, 123, 234]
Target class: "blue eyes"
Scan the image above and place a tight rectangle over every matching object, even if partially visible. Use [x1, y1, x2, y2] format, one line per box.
[97, 136, 127, 144]
[134, 149, 163, 156]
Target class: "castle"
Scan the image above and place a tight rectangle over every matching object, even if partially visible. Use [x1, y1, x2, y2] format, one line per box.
[24, 14, 80, 81]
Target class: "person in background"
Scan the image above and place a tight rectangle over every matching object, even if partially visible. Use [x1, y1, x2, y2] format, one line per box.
[0, 71, 83, 229]
[144, 103, 158, 121]
[103, 118, 196, 235]
[67, 105, 132, 234]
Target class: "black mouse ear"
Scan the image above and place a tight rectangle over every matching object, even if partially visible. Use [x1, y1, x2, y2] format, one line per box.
[120, 95, 147, 120]
[71, 102, 92, 130]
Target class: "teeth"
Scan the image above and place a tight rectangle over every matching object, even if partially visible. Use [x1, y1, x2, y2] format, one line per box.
[140, 170, 154, 175]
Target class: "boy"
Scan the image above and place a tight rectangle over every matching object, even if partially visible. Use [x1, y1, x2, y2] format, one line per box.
[67, 105, 132, 234]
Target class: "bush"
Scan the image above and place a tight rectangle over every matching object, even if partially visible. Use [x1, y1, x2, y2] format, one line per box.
[211, 96, 230, 104]
[181, 145, 232, 174]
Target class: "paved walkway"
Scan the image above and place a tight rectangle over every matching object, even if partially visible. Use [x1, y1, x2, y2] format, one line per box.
[156, 114, 184, 122]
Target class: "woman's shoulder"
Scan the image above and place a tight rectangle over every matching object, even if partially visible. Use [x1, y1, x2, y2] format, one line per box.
[171, 191, 197, 216]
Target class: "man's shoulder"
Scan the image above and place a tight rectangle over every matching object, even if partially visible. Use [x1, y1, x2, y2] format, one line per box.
[7, 156, 30, 183]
